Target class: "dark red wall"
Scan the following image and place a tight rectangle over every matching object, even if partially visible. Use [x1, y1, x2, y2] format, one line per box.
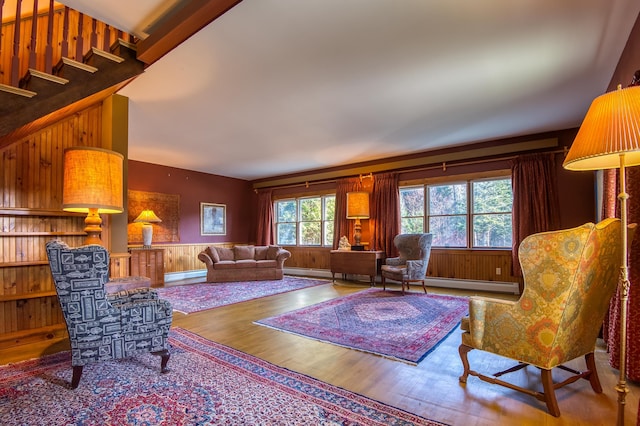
[128, 160, 253, 244]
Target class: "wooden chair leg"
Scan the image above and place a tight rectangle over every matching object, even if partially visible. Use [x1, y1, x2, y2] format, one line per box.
[458, 344, 473, 383]
[153, 350, 170, 373]
[540, 368, 560, 417]
[585, 352, 602, 393]
[381, 276, 386, 290]
[421, 279, 427, 293]
[71, 365, 83, 389]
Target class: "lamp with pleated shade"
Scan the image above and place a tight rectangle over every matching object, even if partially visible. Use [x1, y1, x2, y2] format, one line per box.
[563, 83, 640, 426]
[346, 191, 370, 250]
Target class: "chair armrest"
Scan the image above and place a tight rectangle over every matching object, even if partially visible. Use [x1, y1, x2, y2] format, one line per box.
[107, 287, 159, 305]
[467, 296, 517, 349]
[404, 260, 425, 279]
[116, 298, 173, 317]
[385, 257, 404, 266]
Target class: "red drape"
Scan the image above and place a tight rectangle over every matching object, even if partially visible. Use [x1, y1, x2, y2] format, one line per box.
[603, 167, 640, 380]
[333, 177, 361, 249]
[510, 153, 561, 276]
[370, 172, 399, 258]
[256, 189, 274, 246]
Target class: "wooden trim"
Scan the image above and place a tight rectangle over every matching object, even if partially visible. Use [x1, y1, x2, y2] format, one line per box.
[0, 208, 83, 216]
[0, 261, 49, 268]
[0, 232, 86, 237]
[0, 291, 57, 302]
[137, 0, 243, 65]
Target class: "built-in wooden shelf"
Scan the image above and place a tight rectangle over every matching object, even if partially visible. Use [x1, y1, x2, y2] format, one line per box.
[0, 231, 86, 237]
[0, 290, 57, 302]
[0, 208, 84, 217]
[0, 260, 49, 268]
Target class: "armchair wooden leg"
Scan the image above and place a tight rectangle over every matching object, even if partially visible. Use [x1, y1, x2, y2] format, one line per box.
[153, 350, 170, 373]
[541, 369, 560, 417]
[71, 365, 83, 389]
[585, 352, 602, 393]
[421, 279, 427, 293]
[382, 276, 386, 290]
[458, 344, 473, 383]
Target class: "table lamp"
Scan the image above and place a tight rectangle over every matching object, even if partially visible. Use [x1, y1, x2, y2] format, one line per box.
[62, 147, 124, 246]
[134, 209, 162, 248]
[346, 191, 369, 251]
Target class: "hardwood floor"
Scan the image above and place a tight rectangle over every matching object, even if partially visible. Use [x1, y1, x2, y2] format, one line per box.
[2, 277, 638, 425]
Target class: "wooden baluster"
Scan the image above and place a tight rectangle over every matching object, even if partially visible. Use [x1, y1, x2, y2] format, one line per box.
[45, 0, 54, 73]
[90, 18, 97, 50]
[103, 24, 111, 52]
[10, 0, 22, 86]
[75, 12, 84, 61]
[61, 6, 69, 58]
[28, 0, 38, 69]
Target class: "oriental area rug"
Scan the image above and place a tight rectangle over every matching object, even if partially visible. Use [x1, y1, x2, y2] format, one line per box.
[256, 289, 469, 364]
[155, 276, 329, 314]
[0, 328, 447, 426]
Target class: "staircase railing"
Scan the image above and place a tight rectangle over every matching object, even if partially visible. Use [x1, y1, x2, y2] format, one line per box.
[1, 0, 135, 92]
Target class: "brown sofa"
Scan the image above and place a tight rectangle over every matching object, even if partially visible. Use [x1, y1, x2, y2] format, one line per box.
[198, 245, 291, 283]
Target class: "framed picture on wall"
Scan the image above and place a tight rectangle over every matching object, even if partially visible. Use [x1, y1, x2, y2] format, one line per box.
[201, 203, 226, 235]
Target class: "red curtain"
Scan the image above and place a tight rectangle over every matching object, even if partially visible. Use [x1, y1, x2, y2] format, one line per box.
[256, 189, 274, 246]
[510, 153, 561, 276]
[603, 167, 640, 380]
[370, 172, 399, 258]
[333, 177, 361, 249]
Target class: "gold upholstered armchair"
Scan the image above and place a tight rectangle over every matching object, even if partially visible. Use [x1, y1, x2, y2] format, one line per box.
[381, 233, 433, 294]
[458, 218, 624, 417]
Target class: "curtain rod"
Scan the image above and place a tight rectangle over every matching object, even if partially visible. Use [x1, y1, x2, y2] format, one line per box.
[257, 148, 568, 192]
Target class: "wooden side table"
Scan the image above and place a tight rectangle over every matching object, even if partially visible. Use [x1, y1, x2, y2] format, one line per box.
[130, 248, 165, 286]
[330, 250, 385, 286]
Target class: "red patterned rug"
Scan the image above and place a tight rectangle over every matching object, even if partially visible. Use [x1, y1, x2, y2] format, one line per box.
[0, 328, 447, 426]
[155, 276, 329, 314]
[256, 289, 468, 364]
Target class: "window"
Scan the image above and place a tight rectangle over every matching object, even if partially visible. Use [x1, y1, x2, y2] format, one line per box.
[275, 195, 335, 246]
[400, 177, 512, 249]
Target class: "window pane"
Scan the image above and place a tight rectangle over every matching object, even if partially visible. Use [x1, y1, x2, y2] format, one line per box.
[401, 217, 424, 234]
[324, 196, 335, 220]
[324, 221, 334, 246]
[430, 216, 467, 247]
[277, 223, 296, 245]
[429, 184, 466, 215]
[473, 213, 513, 248]
[277, 200, 296, 222]
[400, 187, 424, 217]
[300, 198, 322, 221]
[300, 222, 321, 245]
[473, 179, 512, 214]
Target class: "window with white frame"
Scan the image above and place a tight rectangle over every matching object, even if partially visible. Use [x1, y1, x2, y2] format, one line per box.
[400, 177, 513, 248]
[275, 195, 335, 246]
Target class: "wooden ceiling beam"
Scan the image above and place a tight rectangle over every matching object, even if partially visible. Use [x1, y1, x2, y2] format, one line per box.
[136, 0, 243, 65]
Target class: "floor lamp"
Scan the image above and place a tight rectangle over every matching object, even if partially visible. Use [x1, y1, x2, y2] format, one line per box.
[563, 84, 640, 426]
[62, 147, 124, 246]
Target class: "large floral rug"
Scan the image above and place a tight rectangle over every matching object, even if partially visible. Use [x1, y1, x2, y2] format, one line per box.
[256, 289, 468, 364]
[0, 328, 447, 426]
[155, 276, 329, 314]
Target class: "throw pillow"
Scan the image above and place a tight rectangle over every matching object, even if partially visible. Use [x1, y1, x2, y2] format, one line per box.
[206, 246, 220, 263]
[234, 245, 255, 260]
[267, 245, 281, 260]
[254, 246, 268, 260]
[216, 247, 234, 261]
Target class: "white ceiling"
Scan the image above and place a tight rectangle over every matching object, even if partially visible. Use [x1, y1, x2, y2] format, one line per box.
[57, 0, 640, 181]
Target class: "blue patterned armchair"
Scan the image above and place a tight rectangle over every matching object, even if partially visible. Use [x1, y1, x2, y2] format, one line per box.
[46, 240, 173, 389]
[381, 233, 433, 293]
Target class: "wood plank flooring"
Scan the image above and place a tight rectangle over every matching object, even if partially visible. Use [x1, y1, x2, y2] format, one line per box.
[2, 277, 638, 425]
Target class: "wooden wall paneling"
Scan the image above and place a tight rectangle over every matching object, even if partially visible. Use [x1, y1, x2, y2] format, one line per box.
[284, 247, 331, 270]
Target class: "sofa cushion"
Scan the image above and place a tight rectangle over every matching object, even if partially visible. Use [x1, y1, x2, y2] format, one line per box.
[236, 259, 257, 267]
[214, 260, 238, 270]
[234, 245, 255, 260]
[254, 246, 268, 260]
[267, 245, 281, 260]
[206, 246, 220, 263]
[217, 247, 234, 261]
[256, 260, 277, 269]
